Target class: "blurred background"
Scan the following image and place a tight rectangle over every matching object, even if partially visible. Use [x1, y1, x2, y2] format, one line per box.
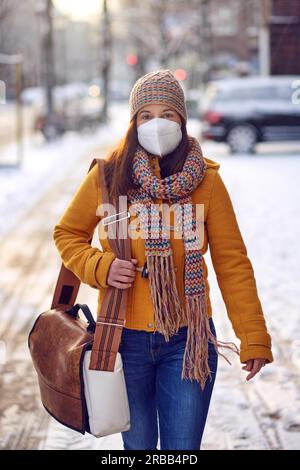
[0, 0, 300, 450]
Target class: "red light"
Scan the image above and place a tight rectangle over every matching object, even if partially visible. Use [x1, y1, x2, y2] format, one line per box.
[174, 69, 187, 81]
[126, 54, 138, 66]
[203, 110, 222, 124]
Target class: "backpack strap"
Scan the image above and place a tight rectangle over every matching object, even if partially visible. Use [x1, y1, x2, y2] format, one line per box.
[51, 158, 131, 372]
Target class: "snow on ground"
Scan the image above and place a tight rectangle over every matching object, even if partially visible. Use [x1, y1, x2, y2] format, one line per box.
[0, 102, 131, 237]
[204, 143, 300, 347]
[1, 100, 300, 449]
[200, 141, 300, 449]
[41, 136, 300, 450]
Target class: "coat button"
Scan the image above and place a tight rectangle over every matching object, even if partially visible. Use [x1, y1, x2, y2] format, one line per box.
[147, 323, 154, 328]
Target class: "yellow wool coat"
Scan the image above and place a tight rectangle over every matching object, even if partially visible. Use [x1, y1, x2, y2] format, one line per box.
[53, 154, 274, 365]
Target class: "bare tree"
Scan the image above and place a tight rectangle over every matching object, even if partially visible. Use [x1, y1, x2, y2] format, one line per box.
[118, 0, 213, 86]
[0, 0, 12, 21]
[0, 0, 15, 49]
[0, 0, 41, 91]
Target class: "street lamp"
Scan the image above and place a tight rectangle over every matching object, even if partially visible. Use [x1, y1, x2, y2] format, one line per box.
[35, 0, 57, 139]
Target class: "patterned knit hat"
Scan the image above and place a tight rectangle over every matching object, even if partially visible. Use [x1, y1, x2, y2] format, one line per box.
[129, 69, 187, 123]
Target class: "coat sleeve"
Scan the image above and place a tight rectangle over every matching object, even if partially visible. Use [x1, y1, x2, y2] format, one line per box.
[206, 170, 274, 364]
[52, 163, 116, 289]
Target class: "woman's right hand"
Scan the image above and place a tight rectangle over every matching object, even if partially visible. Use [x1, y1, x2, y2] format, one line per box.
[107, 257, 138, 289]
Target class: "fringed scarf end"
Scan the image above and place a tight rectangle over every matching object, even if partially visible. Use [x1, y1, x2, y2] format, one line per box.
[182, 294, 240, 391]
[147, 254, 183, 339]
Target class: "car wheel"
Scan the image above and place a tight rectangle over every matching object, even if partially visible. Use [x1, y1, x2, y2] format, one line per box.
[227, 125, 258, 154]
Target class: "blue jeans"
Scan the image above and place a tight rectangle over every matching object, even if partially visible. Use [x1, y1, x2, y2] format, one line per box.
[118, 317, 218, 450]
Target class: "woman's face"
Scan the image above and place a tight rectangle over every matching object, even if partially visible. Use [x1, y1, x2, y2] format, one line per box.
[136, 103, 182, 128]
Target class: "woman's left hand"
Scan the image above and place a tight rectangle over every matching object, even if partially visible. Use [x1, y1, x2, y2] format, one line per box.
[242, 358, 266, 381]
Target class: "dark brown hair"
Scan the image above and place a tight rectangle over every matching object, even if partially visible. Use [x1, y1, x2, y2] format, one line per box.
[104, 115, 190, 205]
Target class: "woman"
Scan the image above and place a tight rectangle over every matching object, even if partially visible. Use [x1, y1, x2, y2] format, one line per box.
[53, 69, 274, 450]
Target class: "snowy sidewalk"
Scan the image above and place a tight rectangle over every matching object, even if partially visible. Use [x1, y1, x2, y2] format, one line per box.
[0, 100, 299, 449]
[40, 142, 300, 451]
[0, 102, 131, 238]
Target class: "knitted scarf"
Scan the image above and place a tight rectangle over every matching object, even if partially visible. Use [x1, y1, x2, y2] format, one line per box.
[127, 135, 239, 390]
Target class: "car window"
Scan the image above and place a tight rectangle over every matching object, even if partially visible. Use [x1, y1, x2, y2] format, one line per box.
[214, 85, 292, 102]
[219, 88, 253, 100]
[203, 81, 297, 106]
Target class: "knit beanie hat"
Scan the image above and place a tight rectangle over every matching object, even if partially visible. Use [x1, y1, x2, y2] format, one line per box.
[129, 69, 187, 123]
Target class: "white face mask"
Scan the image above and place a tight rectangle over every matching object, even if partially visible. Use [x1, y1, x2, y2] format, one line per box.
[137, 117, 182, 157]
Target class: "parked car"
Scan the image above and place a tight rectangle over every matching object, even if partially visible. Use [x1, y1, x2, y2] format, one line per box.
[34, 90, 104, 140]
[201, 76, 300, 153]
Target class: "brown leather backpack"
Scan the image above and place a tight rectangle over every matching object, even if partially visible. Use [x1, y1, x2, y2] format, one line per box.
[28, 158, 131, 434]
